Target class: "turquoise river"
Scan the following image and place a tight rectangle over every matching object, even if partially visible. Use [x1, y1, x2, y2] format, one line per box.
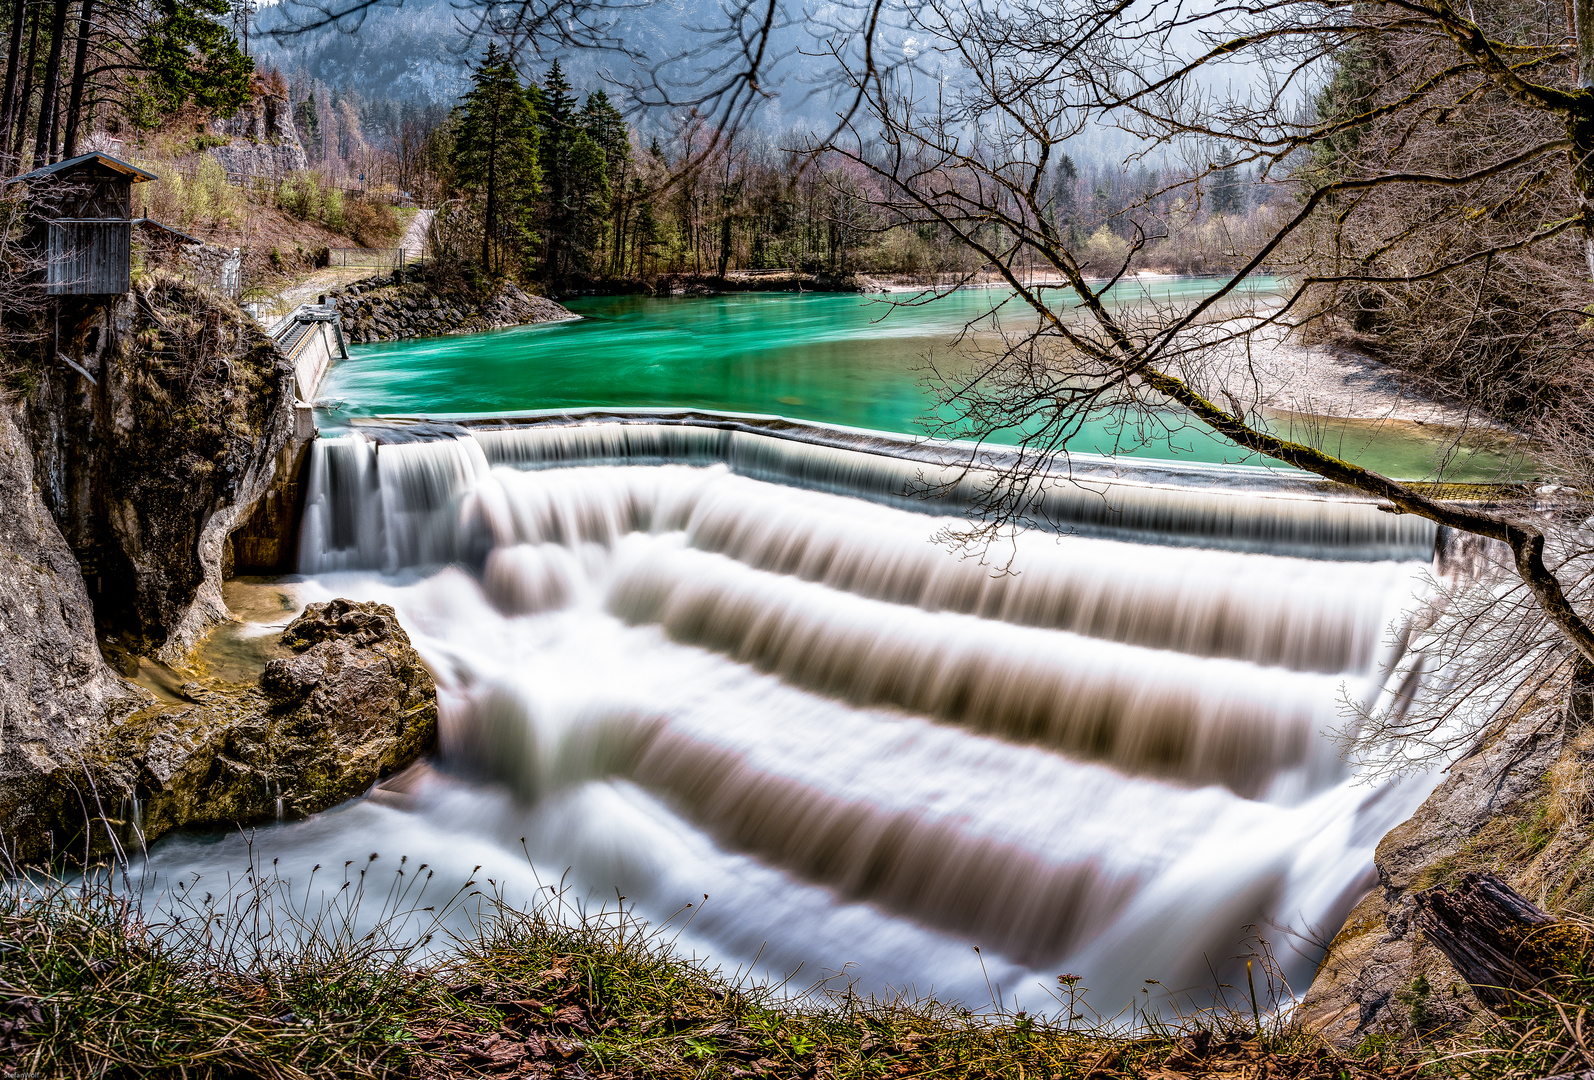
[318, 280, 1520, 481]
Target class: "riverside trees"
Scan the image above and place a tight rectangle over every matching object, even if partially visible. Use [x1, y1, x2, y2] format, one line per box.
[454, 43, 540, 275]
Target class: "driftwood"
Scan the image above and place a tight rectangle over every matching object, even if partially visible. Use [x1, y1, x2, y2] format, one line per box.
[1413, 871, 1585, 1011]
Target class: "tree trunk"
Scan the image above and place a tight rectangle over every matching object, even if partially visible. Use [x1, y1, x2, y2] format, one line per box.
[482, 108, 497, 275]
[59, 0, 90, 159]
[1576, 0, 1593, 88]
[0, 0, 27, 168]
[11, 0, 37, 161]
[31, 0, 67, 168]
[1413, 872, 1586, 1012]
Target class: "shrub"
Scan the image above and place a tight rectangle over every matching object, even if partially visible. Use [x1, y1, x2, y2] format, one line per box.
[343, 197, 402, 247]
[277, 170, 345, 233]
[133, 153, 243, 230]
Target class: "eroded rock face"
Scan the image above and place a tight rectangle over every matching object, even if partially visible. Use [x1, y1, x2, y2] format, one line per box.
[0, 599, 437, 864]
[25, 276, 296, 662]
[0, 400, 139, 862]
[209, 90, 310, 179]
[1299, 707, 1565, 1046]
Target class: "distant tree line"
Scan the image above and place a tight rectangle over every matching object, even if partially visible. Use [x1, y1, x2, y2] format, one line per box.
[386, 46, 1280, 290]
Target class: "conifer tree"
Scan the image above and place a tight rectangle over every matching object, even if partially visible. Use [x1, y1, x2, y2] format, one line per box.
[453, 43, 540, 276]
[294, 91, 323, 163]
[581, 89, 630, 275]
[534, 60, 580, 281]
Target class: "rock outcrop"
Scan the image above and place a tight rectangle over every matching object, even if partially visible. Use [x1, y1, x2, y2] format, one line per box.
[1300, 706, 1570, 1046]
[332, 266, 574, 343]
[0, 399, 140, 863]
[26, 275, 296, 662]
[208, 89, 310, 180]
[0, 599, 437, 864]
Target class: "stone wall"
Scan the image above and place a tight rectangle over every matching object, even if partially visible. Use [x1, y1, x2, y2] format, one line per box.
[332, 267, 575, 343]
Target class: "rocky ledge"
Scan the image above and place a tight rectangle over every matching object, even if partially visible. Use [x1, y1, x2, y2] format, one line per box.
[1300, 704, 1576, 1046]
[332, 267, 574, 343]
[0, 599, 436, 864]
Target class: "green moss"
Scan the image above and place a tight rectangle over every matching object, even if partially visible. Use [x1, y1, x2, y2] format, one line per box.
[1412, 794, 1554, 893]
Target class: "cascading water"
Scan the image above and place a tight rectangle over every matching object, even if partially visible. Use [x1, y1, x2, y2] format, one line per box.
[143, 419, 1444, 1011]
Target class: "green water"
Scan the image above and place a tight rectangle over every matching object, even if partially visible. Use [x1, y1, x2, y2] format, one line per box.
[319, 280, 1520, 481]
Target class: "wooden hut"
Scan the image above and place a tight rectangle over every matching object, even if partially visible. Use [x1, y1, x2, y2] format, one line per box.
[11, 152, 157, 296]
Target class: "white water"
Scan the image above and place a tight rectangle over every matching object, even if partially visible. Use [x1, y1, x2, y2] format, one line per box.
[140, 424, 1441, 1012]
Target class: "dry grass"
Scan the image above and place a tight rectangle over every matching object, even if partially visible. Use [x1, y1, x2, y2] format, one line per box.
[0, 840, 1439, 1080]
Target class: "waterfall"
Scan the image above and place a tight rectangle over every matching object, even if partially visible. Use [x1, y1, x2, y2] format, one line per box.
[160, 419, 1442, 1010]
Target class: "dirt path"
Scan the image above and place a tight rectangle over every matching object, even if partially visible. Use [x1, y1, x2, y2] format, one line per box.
[400, 209, 433, 260]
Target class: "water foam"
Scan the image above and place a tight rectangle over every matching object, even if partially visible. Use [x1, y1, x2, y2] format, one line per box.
[142, 424, 1442, 1011]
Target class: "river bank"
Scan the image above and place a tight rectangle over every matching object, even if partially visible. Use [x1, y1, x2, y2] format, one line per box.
[7, 852, 1592, 1079]
[331, 265, 576, 344]
[0, 863, 1416, 1080]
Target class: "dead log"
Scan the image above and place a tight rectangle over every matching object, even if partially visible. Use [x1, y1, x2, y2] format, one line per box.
[1413, 872, 1588, 1011]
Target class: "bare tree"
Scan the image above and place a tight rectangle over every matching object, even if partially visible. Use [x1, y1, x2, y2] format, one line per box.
[812, 0, 1594, 762]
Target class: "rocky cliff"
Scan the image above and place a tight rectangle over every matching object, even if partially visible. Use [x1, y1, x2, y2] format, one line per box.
[332, 265, 574, 343]
[1301, 701, 1588, 1046]
[1, 274, 440, 866]
[0, 398, 140, 864]
[26, 275, 295, 662]
[208, 89, 310, 180]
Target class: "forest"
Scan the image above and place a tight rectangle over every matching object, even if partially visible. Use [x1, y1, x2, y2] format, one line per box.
[0, 0, 1285, 295]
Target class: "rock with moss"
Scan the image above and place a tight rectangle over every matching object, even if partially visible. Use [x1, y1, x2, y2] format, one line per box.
[1299, 706, 1565, 1046]
[1, 599, 437, 864]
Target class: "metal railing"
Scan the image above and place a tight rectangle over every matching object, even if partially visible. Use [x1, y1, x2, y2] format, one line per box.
[326, 246, 407, 272]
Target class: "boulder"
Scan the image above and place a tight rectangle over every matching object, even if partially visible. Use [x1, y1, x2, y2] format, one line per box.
[0, 599, 437, 863]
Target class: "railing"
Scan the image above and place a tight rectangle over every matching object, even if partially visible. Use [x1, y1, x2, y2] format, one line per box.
[325, 246, 407, 272]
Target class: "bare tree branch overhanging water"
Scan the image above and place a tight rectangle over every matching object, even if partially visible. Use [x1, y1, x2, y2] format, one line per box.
[271, 0, 1594, 761]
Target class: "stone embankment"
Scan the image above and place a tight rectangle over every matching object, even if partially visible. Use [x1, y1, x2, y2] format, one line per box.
[0, 599, 437, 864]
[331, 267, 574, 343]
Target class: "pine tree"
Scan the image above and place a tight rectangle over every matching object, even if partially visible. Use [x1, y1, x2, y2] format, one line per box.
[581, 89, 631, 275]
[294, 91, 322, 163]
[536, 60, 579, 282]
[453, 43, 540, 275]
[1210, 151, 1244, 216]
[566, 128, 611, 270]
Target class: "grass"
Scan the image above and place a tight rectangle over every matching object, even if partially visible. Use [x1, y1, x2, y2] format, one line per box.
[0, 841, 1429, 1080]
[10, 842, 1594, 1080]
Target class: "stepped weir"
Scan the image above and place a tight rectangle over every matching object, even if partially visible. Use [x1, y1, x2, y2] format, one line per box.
[150, 409, 1449, 1008]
